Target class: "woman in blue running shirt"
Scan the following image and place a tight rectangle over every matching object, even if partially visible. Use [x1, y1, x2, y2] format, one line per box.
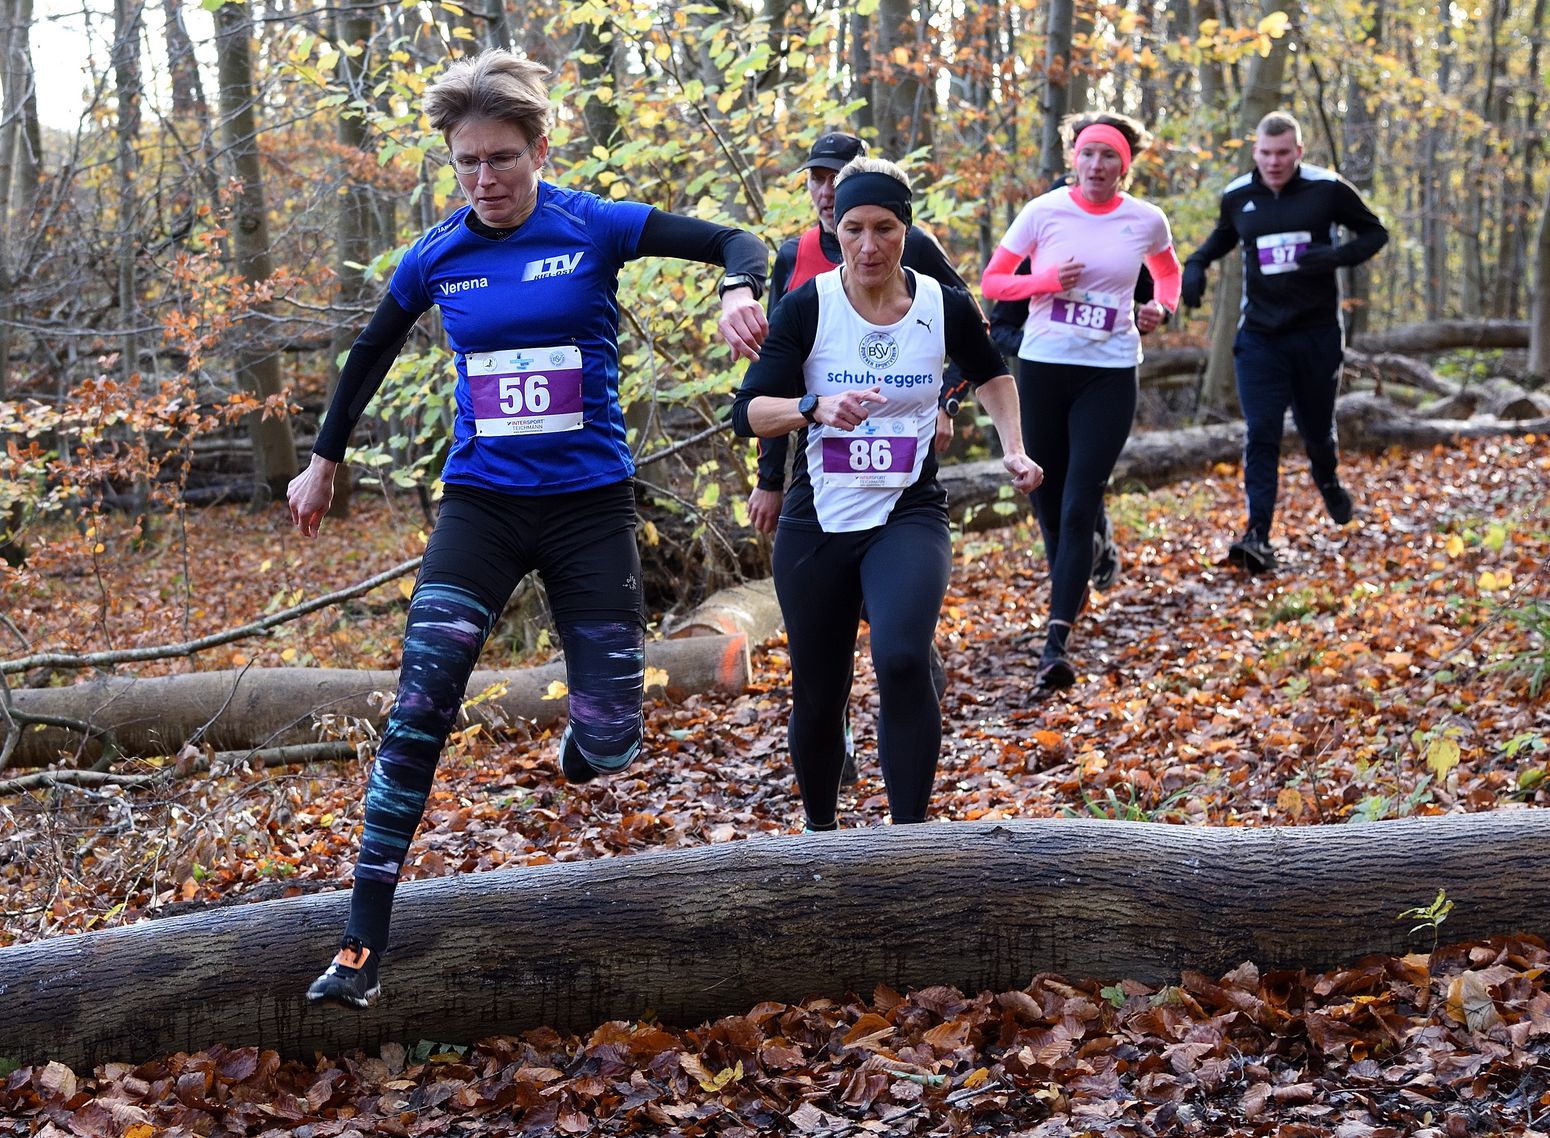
[289, 49, 769, 1009]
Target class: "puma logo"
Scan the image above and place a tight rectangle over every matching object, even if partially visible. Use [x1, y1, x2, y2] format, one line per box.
[916, 317, 934, 332]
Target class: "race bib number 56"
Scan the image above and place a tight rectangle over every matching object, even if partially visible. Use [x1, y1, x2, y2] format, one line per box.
[467, 345, 584, 436]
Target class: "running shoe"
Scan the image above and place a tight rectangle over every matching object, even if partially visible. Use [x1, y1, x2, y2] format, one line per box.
[1227, 529, 1277, 574]
[1035, 656, 1076, 691]
[1317, 480, 1354, 525]
[1091, 512, 1121, 589]
[306, 937, 381, 1008]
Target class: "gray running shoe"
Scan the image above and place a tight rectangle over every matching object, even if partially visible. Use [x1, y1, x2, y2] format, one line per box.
[1227, 529, 1276, 573]
[1091, 511, 1121, 589]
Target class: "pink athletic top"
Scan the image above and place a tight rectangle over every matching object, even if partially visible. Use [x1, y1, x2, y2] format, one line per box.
[989, 189, 1176, 367]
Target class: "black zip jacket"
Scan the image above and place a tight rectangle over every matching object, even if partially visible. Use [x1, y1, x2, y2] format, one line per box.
[1185, 163, 1387, 335]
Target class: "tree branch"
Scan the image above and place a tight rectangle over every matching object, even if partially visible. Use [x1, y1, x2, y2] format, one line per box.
[0, 556, 423, 675]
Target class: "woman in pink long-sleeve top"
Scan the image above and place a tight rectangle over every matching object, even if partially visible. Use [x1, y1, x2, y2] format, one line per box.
[981, 111, 1181, 691]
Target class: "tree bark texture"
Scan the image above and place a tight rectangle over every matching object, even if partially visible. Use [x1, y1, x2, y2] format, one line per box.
[1, 811, 1546, 1072]
[1532, 176, 1550, 379]
[1197, 0, 1294, 418]
[214, 0, 297, 500]
[6, 635, 750, 769]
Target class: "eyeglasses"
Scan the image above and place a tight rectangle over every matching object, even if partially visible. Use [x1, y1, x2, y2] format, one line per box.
[449, 142, 532, 176]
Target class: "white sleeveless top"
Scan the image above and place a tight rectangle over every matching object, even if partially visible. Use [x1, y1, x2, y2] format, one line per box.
[802, 269, 946, 532]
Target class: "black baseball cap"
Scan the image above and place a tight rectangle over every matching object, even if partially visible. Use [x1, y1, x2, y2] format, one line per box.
[799, 131, 867, 173]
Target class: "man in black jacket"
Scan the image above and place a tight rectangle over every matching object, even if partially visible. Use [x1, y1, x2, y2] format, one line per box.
[1181, 111, 1388, 572]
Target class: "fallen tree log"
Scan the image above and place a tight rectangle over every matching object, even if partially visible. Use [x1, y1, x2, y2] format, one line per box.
[941, 390, 1550, 529]
[1349, 319, 1529, 355]
[662, 579, 784, 645]
[1, 811, 1544, 1072]
[3, 635, 749, 770]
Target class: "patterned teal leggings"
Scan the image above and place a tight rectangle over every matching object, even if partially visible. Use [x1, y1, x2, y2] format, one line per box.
[343, 482, 646, 952]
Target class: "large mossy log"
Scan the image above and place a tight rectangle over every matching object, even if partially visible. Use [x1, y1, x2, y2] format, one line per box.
[2, 811, 1546, 1072]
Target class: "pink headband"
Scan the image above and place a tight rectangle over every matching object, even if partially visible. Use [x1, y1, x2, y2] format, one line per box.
[1073, 124, 1132, 172]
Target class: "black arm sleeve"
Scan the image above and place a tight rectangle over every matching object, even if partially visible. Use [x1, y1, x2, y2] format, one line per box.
[902, 227, 970, 292]
[766, 238, 800, 313]
[1186, 197, 1243, 269]
[1332, 182, 1389, 267]
[312, 291, 421, 462]
[730, 285, 819, 438]
[635, 208, 770, 285]
[941, 287, 1010, 387]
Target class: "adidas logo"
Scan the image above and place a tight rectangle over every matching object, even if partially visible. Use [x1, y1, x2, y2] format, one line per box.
[1242, 201, 1257, 212]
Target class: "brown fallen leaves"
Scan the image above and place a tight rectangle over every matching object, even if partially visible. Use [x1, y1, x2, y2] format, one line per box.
[1, 437, 1548, 1132]
[3, 936, 1549, 1135]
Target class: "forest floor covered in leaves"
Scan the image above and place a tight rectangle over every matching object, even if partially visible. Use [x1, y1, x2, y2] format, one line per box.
[2, 436, 1549, 1135]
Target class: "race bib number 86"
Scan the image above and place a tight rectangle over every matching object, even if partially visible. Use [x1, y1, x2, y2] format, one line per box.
[821, 426, 918, 488]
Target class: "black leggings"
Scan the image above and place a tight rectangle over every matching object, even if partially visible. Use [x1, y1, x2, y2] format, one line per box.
[345, 480, 646, 952]
[1018, 359, 1137, 627]
[772, 514, 951, 826]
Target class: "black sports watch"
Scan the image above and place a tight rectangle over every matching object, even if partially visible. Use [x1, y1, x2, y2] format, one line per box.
[798, 393, 819, 424]
[941, 395, 962, 418]
[717, 273, 764, 301]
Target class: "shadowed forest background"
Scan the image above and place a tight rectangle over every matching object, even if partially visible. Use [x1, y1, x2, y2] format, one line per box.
[2, 0, 1550, 1133]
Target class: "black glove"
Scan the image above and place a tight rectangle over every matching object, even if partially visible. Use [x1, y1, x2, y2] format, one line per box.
[1180, 261, 1207, 309]
[1295, 245, 1342, 273]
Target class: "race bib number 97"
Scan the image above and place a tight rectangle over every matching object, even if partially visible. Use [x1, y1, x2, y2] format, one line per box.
[1257, 231, 1312, 276]
[467, 345, 584, 436]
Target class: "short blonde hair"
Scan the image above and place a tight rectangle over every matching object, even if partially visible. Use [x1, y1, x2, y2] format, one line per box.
[1257, 111, 1303, 145]
[834, 155, 912, 193]
[424, 50, 551, 146]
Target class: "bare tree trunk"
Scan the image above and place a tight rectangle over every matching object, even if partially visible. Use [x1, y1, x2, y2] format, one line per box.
[1495, 0, 1545, 318]
[848, 5, 873, 136]
[1342, 0, 1381, 338]
[162, 0, 207, 119]
[574, 11, 619, 152]
[1421, 7, 1453, 319]
[1037, 0, 1074, 182]
[0, 0, 39, 402]
[214, 0, 298, 501]
[872, 0, 930, 158]
[325, 2, 383, 519]
[112, 0, 143, 386]
[1530, 177, 1550, 379]
[1198, 0, 1293, 418]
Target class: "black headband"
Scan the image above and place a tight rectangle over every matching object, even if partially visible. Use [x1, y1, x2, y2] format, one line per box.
[833, 171, 913, 227]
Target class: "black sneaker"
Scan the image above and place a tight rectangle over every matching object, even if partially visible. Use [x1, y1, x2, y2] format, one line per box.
[1036, 656, 1076, 691]
[1318, 480, 1353, 525]
[1091, 512, 1121, 589]
[560, 728, 599, 784]
[307, 937, 381, 1008]
[1227, 529, 1276, 573]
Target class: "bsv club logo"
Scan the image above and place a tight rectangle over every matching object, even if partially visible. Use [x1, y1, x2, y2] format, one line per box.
[858, 331, 899, 370]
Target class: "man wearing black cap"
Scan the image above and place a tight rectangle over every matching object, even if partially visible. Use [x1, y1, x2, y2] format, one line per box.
[749, 130, 973, 537]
